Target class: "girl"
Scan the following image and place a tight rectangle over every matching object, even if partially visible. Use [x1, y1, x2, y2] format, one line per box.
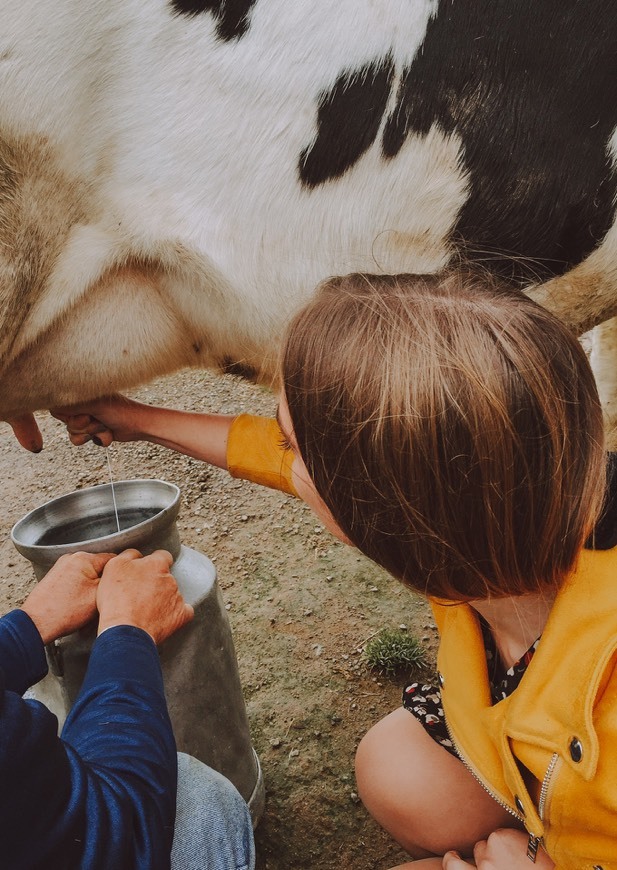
[55, 270, 617, 870]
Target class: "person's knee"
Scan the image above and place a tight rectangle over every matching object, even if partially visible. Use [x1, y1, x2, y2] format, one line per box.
[354, 710, 440, 858]
[354, 720, 379, 804]
[355, 711, 401, 817]
[172, 753, 255, 870]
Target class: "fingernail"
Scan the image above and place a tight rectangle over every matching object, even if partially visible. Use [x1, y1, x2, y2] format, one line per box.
[92, 436, 103, 447]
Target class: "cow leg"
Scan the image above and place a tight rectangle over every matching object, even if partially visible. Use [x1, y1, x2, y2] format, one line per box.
[590, 316, 617, 450]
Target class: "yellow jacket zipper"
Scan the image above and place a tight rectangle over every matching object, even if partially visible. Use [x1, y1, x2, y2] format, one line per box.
[527, 752, 560, 862]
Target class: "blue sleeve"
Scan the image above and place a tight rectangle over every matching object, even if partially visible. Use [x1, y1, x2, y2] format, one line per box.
[0, 617, 177, 870]
[0, 609, 48, 694]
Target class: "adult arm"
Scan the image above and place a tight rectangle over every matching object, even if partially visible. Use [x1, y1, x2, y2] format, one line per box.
[0, 549, 192, 870]
[0, 617, 176, 869]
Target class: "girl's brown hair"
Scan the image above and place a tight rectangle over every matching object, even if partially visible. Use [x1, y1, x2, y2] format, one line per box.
[282, 270, 606, 600]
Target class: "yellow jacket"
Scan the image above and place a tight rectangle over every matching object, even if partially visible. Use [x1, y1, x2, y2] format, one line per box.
[432, 545, 617, 870]
[227, 414, 297, 495]
[227, 415, 617, 867]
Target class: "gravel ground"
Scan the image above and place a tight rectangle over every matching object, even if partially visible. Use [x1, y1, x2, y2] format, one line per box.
[0, 368, 437, 869]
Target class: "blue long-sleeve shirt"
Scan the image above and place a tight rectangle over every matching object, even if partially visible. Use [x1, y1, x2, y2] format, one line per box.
[0, 611, 177, 869]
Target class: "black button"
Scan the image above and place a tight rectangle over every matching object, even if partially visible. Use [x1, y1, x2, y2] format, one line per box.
[569, 737, 583, 762]
[514, 795, 525, 815]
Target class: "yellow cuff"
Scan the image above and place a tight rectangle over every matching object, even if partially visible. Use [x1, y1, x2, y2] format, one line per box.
[227, 414, 297, 497]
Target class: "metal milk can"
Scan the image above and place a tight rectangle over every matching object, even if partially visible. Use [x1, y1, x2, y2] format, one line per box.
[10, 478, 264, 825]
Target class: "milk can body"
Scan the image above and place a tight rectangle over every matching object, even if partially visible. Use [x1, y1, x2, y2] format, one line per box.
[11, 479, 264, 825]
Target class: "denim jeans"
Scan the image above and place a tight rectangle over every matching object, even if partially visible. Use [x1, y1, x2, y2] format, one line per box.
[171, 753, 255, 870]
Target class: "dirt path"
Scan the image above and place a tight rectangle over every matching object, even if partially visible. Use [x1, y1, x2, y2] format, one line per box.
[0, 370, 437, 869]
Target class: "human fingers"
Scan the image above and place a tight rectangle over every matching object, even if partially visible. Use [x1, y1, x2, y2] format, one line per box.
[55, 411, 115, 448]
[472, 840, 487, 865]
[97, 550, 191, 643]
[143, 549, 174, 570]
[442, 852, 476, 869]
[39, 551, 115, 591]
[97, 548, 173, 597]
[101, 548, 143, 569]
[7, 414, 43, 453]
[109, 548, 173, 567]
[53, 550, 116, 577]
[22, 551, 116, 643]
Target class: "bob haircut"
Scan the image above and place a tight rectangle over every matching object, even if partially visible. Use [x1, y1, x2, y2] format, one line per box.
[281, 270, 607, 601]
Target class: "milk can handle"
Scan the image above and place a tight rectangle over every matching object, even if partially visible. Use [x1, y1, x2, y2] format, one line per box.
[46, 641, 64, 677]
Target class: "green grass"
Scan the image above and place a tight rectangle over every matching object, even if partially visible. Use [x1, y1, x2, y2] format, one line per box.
[363, 629, 427, 678]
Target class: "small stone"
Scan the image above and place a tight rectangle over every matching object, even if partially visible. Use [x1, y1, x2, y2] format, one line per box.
[289, 748, 300, 758]
[399, 624, 408, 631]
[270, 738, 282, 748]
[350, 792, 360, 804]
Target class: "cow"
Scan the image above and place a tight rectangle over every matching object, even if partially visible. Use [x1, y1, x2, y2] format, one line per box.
[1, 0, 616, 449]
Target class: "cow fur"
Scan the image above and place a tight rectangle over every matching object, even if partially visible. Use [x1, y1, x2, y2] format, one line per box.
[0, 1, 616, 437]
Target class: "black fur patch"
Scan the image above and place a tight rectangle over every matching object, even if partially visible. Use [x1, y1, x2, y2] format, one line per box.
[381, 0, 617, 283]
[299, 3, 616, 282]
[299, 57, 395, 187]
[169, 0, 256, 40]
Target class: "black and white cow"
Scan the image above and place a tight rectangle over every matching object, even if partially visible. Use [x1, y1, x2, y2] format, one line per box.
[1, 0, 616, 440]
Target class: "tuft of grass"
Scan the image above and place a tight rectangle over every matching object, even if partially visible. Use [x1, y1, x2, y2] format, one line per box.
[363, 629, 427, 678]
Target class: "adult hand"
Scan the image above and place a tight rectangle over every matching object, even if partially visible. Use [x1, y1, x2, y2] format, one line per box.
[7, 413, 43, 453]
[443, 829, 555, 869]
[96, 549, 194, 644]
[51, 394, 142, 448]
[21, 551, 115, 644]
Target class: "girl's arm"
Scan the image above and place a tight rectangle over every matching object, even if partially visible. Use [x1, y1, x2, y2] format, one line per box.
[52, 394, 234, 469]
[54, 396, 298, 496]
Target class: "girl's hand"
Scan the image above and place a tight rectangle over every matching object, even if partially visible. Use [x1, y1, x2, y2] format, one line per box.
[443, 830, 555, 870]
[51, 394, 143, 447]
